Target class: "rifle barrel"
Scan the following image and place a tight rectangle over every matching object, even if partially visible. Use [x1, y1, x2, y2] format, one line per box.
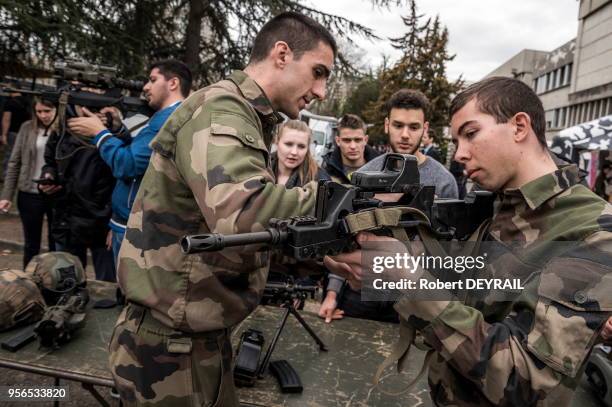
[181, 229, 286, 254]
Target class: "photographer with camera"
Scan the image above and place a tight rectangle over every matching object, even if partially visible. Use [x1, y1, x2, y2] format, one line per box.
[67, 59, 192, 262]
[0, 98, 58, 267]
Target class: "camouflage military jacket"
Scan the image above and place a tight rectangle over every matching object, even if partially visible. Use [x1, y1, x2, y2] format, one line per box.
[117, 71, 316, 332]
[395, 165, 612, 406]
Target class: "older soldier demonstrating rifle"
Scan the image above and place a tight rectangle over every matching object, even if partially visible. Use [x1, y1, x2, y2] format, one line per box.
[108, 12, 336, 407]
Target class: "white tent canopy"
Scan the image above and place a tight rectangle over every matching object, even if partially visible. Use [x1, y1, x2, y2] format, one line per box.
[551, 115, 612, 160]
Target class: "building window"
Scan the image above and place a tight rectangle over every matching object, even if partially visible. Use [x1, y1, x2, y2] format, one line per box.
[561, 107, 567, 128]
[536, 63, 572, 94]
[537, 76, 546, 93]
[545, 110, 554, 129]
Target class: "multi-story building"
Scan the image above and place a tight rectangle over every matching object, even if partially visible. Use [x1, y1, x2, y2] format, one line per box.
[484, 0, 612, 140]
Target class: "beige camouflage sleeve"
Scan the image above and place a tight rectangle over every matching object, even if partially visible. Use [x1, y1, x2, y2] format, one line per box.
[174, 94, 316, 237]
[395, 231, 612, 405]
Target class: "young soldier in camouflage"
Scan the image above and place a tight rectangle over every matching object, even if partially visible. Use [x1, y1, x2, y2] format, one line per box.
[326, 77, 612, 406]
[108, 12, 336, 406]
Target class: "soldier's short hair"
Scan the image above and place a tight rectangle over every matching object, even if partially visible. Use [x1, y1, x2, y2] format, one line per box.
[450, 76, 546, 147]
[385, 89, 430, 119]
[250, 12, 337, 63]
[338, 114, 366, 133]
[149, 59, 193, 98]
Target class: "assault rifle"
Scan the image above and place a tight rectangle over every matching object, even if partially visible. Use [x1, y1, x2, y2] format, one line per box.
[180, 154, 495, 260]
[54, 59, 144, 92]
[34, 287, 89, 349]
[2, 83, 149, 117]
[2, 58, 150, 116]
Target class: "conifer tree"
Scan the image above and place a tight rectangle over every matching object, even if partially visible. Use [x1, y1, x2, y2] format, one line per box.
[364, 0, 463, 146]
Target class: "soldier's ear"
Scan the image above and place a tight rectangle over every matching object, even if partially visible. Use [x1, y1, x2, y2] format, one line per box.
[512, 112, 531, 143]
[271, 41, 292, 69]
[384, 117, 389, 134]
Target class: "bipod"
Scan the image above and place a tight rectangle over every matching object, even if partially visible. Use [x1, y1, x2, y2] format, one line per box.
[257, 299, 327, 379]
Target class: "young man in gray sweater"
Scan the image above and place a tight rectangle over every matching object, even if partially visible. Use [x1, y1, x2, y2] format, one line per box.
[319, 89, 458, 323]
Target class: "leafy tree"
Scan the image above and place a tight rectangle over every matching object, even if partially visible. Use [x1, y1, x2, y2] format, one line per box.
[0, 0, 403, 85]
[364, 0, 463, 146]
[309, 40, 372, 117]
[340, 73, 380, 117]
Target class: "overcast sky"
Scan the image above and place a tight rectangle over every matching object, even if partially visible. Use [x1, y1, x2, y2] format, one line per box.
[308, 0, 580, 82]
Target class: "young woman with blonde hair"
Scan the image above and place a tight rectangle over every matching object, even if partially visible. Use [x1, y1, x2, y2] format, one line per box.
[271, 119, 329, 187]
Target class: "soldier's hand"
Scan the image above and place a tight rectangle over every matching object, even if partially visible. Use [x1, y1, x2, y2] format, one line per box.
[318, 291, 344, 323]
[374, 193, 403, 202]
[326, 232, 418, 289]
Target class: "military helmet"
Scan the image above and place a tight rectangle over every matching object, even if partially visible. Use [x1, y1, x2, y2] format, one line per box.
[24, 252, 87, 305]
[0, 269, 46, 331]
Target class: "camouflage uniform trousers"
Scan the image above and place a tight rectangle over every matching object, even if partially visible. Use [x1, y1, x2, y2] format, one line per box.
[109, 303, 239, 406]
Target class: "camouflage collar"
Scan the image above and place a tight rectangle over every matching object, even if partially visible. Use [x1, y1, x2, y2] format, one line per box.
[504, 164, 580, 210]
[226, 70, 283, 125]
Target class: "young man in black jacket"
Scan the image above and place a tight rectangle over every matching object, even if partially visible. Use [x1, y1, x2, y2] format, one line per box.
[321, 114, 379, 183]
[39, 109, 115, 281]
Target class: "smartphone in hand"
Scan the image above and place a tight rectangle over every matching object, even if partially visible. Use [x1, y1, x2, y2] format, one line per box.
[32, 178, 57, 186]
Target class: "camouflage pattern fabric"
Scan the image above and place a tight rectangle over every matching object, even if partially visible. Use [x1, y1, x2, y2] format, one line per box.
[0, 269, 46, 331]
[394, 165, 612, 406]
[550, 115, 612, 162]
[110, 70, 317, 405]
[109, 303, 237, 406]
